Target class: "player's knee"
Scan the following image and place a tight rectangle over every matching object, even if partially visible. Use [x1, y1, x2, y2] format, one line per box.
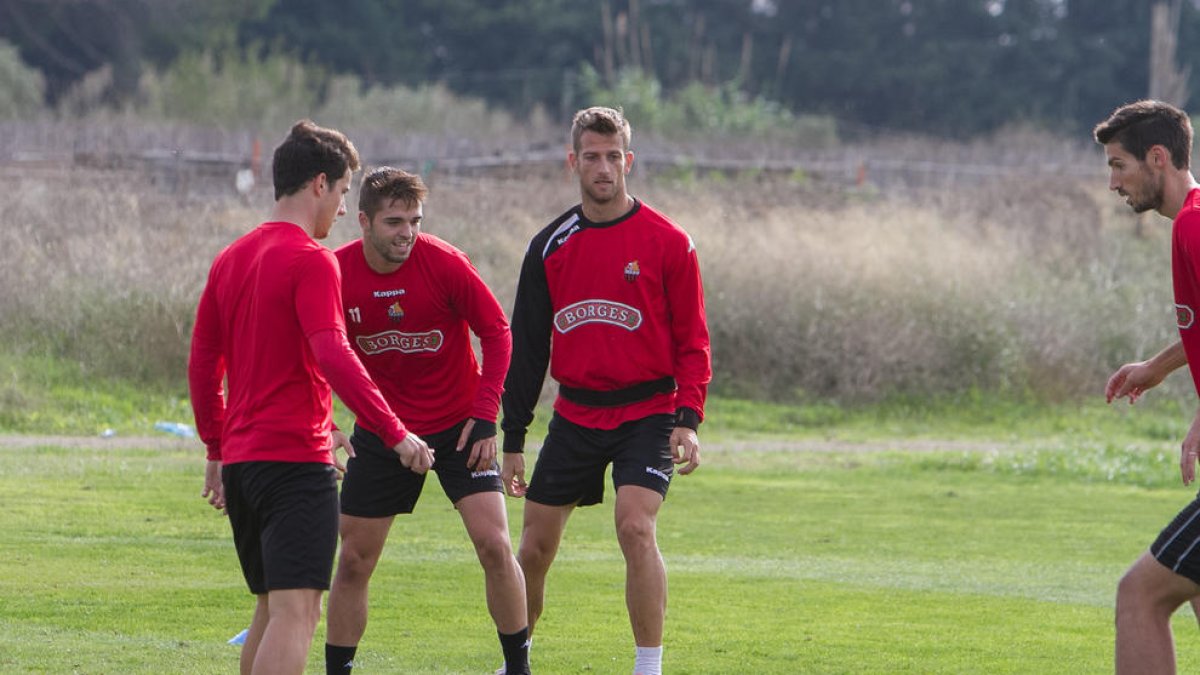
[473, 530, 515, 570]
[615, 515, 657, 552]
[335, 546, 381, 583]
[517, 536, 556, 572]
[1116, 561, 1183, 619]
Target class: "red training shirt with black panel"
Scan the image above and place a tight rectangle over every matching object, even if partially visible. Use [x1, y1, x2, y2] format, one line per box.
[501, 199, 711, 452]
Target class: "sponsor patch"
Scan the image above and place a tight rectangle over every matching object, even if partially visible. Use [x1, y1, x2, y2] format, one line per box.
[356, 329, 444, 354]
[1179, 303, 1196, 329]
[553, 299, 642, 333]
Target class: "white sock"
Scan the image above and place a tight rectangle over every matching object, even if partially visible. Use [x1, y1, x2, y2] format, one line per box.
[633, 645, 663, 675]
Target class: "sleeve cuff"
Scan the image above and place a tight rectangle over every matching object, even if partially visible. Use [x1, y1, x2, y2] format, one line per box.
[503, 429, 526, 454]
[674, 406, 701, 430]
[467, 418, 497, 444]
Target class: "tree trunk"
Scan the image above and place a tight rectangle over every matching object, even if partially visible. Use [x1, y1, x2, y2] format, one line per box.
[1149, 0, 1189, 107]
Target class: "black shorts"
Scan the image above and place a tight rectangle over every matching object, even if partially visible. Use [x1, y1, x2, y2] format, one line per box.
[1151, 494, 1200, 584]
[222, 461, 339, 595]
[339, 422, 504, 518]
[526, 412, 675, 508]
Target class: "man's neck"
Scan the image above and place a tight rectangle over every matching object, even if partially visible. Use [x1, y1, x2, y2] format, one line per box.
[362, 240, 404, 275]
[581, 194, 634, 223]
[270, 198, 316, 238]
[1160, 172, 1200, 219]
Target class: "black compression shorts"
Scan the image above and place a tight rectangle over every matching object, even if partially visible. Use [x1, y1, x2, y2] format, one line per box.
[526, 412, 675, 507]
[339, 422, 503, 518]
[1151, 493, 1200, 585]
[222, 461, 339, 594]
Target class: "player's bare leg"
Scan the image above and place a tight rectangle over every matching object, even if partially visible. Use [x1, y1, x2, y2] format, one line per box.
[1115, 551, 1199, 674]
[517, 501, 575, 634]
[249, 588, 323, 675]
[614, 485, 667, 648]
[458, 491, 527, 632]
[326, 515, 395, 647]
[240, 595, 270, 675]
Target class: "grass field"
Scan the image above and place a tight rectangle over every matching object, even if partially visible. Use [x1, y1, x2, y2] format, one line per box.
[5, 402, 1200, 674]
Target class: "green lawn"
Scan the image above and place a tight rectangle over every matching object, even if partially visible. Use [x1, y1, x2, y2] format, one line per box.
[4, 432, 1200, 673]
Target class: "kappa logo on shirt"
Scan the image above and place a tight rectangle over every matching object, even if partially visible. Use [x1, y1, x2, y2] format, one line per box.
[553, 299, 643, 333]
[356, 329, 444, 354]
[1179, 303, 1195, 330]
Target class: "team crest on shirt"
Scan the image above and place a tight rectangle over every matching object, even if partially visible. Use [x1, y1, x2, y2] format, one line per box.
[1179, 303, 1195, 329]
[623, 260, 640, 282]
[387, 302, 404, 322]
[554, 299, 643, 333]
[356, 330, 444, 354]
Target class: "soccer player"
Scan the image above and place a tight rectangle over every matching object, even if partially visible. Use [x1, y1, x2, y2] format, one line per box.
[1096, 100, 1200, 673]
[189, 120, 434, 675]
[324, 168, 529, 675]
[500, 106, 712, 675]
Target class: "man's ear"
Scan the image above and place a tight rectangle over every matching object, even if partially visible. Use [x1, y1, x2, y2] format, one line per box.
[1150, 145, 1171, 169]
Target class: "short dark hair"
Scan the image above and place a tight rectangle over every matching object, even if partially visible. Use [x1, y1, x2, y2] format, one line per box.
[358, 167, 429, 220]
[571, 106, 632, 153]
[1094, 100, 1192, 169]
[272, 119, 361, 200]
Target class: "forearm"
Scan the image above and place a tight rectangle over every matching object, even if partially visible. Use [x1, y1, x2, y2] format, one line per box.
[187, 299, 225, 460]
[1147, 340, 1187, 376]
[309, 328, 407, 447]
[471, 323, 512, 423]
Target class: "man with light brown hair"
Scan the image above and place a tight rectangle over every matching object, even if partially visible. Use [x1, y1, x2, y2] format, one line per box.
[501, 106, 711, 674]
[324, 167, 528, 674]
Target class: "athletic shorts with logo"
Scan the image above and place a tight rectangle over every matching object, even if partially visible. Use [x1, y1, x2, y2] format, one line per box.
[222, 461, 340, 594]
[1151, 493, 1200, 584]
[340, 421, 504, 517]
[527, 412, 675, 507]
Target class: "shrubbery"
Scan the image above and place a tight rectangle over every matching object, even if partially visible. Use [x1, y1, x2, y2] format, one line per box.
[0, 158, 1180, 405]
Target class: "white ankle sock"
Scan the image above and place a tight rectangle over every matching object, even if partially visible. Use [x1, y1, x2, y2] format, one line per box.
[634, 645, 663, 675]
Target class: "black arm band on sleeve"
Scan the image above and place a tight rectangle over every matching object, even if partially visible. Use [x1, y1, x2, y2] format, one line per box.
[466, 418, 497, 444]
[675, 407, 701, 430]
[503, 429, 526, 454]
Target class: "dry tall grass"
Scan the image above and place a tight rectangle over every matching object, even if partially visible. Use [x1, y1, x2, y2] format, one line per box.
[0, 157, 1179, 404]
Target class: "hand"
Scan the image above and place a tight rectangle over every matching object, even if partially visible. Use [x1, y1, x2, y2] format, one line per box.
[455, 419, 498, 472]
[331, 428, 355, 477]
[1183, 409, 1200, 485]
[670, 427, 700, 475]
[502, 452, 527, 497]
[1106, 361, 1164, 404]
[393, 433, 434, 474]
[201, 459, 226, 513]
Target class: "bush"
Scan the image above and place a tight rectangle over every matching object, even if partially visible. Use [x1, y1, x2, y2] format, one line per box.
[0, 39, 46, 119]
[578, 66, 837, 147]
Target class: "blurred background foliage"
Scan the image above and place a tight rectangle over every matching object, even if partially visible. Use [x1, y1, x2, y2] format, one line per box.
[1, 0, 1198, 137]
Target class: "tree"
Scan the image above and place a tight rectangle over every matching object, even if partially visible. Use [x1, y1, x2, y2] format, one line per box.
[0, 0, 274, 103]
